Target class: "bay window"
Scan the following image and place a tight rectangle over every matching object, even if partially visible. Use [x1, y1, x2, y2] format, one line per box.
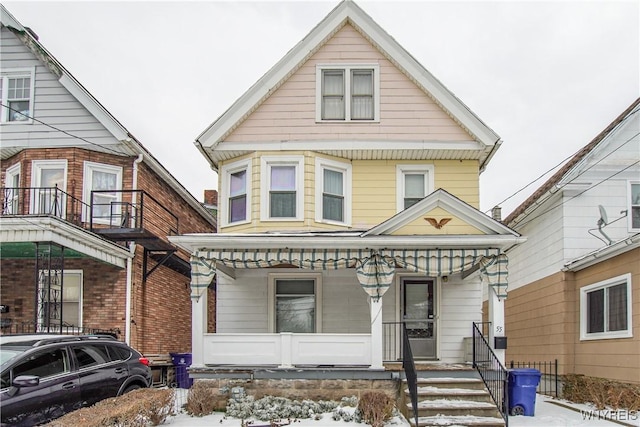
[220, 158, 252, 227]
[261, 156, 304, 221]
[315, 157, 351, 225]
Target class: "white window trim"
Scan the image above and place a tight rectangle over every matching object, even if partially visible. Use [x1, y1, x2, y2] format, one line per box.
[1, 67, 36, 124]
[315, 63, 380, 122]
[260, 155, 304, 222]
[30, 159, 68, 215]
[396, 164, 435, 212]
[314, 157, 352, 226]
[628, 181, 640, 232]
[267, 272, 323, 333]
[36, 269, 83, 331]
[580, 273, 632, 341]
[82, 161, 123, 224]
[4, 163, 21, 214]
[219, 158, 252, 228]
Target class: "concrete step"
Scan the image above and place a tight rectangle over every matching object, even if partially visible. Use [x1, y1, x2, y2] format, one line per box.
[408, 398, 502, 418]
[415, 377, 486, 389]
[408, 414, 505, 427]
[407, 385, 492, 402]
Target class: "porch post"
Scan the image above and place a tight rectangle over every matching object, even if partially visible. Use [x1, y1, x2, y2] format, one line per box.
[191, 289, 207, 368]
[370, 296, 384, 370]
[488, 288, 506, 365]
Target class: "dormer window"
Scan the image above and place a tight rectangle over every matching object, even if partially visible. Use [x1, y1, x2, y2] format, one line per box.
[316, 64, 379, 122]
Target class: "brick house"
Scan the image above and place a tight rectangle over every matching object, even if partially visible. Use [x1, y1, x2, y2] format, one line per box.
[0, 5, 217, 356]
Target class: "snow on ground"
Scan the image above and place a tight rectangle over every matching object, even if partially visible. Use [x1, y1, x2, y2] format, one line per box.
[164, 391, 639, 427]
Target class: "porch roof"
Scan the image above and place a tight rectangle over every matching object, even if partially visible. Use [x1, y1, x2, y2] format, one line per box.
[169, 231, 516, 302]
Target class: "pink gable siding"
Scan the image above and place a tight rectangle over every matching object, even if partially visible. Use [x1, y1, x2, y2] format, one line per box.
[225, 24, 471, 143]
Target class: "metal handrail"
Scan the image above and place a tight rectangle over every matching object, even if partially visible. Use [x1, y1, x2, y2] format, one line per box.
[473, 322, 509, 426]
[402, 323, 419, 427]
[1, 186, 89, 228]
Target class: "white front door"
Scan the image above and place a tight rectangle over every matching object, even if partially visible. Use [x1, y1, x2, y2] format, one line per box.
[402, 278, 436, 359]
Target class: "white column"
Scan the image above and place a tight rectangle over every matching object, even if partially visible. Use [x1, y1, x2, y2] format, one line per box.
[488, 287, 506, 365]
[191, 289, 207, 367]
[370, 297, 384, 370]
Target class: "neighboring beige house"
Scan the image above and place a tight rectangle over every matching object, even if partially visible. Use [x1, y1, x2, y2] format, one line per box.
[502, 98, 640, 384]
[0, 5, 217, 359]
[169, 3, 523, 423]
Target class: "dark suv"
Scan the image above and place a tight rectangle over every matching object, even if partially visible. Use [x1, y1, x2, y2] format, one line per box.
[0, 334, 152, 426]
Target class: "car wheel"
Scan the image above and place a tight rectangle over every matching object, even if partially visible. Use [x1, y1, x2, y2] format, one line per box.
[123, 384, 141, 394]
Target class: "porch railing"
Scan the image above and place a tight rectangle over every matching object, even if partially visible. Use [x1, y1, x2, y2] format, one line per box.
[473, 322, 508, 426]
[1, 186, 90, 228]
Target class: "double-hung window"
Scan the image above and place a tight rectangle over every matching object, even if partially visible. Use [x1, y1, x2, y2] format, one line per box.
[261, 156, 304, 221]
[268, 273, 322, 333]
[580, 274, 632, 340]
[397, 165, 434, 211]
[220, 159, 252, 227]
[315, 157, 351, 225]
[316, 64, 379, 122]
[83, 162, 122, 225]
[629, 182, 640, 231]
[31, 160, 67, 216]
[0, 68, 35, 123]
[3, 163, 20, 214]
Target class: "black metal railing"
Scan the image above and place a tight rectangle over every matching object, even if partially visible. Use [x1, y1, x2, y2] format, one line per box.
[90, 190, 179, 237]
[0, 320, 120, 339]
[509, 359, 559, 397]
[402, 324, 419, 427]
[1, 186, 90, 228]
[473, 322, 508, 426]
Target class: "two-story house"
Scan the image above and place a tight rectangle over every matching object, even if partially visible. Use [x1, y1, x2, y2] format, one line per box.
[170, 0, 523, 403]
[0, 5, 217, 358]
[503, 98, 640, 385]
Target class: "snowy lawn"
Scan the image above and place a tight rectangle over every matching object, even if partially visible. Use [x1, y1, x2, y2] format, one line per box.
[164, 391, 637, 427]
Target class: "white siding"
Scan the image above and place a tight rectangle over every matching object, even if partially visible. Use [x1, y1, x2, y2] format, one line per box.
[216, 270, 269, 333]
[439, 274, 483, 362]
[0, 27, 119, 148]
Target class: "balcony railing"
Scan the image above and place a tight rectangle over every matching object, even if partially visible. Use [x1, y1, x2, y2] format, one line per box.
[1, 186, 89, 228]
[1, 187, 179, 241]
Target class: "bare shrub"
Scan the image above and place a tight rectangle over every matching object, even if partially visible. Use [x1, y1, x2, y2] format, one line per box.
[185, 382, 225, 416]
[563, 374, 640, 411]
[45, 388, 174, 427]
[356, 391, 394, 427]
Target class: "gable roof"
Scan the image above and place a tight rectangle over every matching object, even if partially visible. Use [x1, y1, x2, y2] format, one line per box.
[504, 97, 640, 226]
[195, 0, 501, 171]
[364, 189, 520, 237]
[0, 5, 215, 227]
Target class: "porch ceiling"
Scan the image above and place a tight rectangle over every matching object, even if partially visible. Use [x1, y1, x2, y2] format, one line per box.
[0, 217, 132, 268]
[0, 242, 85, 259]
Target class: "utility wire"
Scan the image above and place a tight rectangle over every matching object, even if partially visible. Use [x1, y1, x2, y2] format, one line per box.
[0, 102, 131, 157]
[487, 107, 640, 214]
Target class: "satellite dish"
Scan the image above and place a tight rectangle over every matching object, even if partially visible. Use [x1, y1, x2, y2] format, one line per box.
[597, 205, 612, 245]
[598, 205, 608, 226]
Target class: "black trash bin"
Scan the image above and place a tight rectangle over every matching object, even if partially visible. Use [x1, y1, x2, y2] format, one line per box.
[508, 368, 541, 416]
[169, 352, 193, 389]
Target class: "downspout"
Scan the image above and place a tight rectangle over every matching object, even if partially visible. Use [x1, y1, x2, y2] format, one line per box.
[125, 153, 144, 344]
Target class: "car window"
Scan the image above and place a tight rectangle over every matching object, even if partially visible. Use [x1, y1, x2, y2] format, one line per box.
[72, 345, 110, 368]
[11, 348, 70, 380]
[108, 345, 131, 361]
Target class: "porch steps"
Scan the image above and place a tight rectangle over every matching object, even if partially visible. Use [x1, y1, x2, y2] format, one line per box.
[404, 377, 505, 427]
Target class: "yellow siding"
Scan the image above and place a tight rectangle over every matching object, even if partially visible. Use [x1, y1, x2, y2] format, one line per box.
[219, 153, 479, 233]
[225, 24, 471, 143]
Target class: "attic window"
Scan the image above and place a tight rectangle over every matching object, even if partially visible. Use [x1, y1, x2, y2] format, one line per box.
[316, 64, 379, 122]
[1, 68, 35, 123]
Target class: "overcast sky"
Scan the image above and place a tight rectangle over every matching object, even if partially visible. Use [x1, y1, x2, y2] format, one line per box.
[4, 0, 639, 216]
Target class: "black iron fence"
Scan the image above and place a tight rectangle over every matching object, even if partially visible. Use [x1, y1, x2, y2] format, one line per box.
[0, 320, 120, 339]
[473, 322, 509, 426]
[1, 186, 90, 228]
[509, 359, 559, 397]
[402, 323, 419, 427]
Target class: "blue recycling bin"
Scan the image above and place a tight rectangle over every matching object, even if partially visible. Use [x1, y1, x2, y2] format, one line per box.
[170, 352, 193, 388]
[508, 368, 541, 416]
